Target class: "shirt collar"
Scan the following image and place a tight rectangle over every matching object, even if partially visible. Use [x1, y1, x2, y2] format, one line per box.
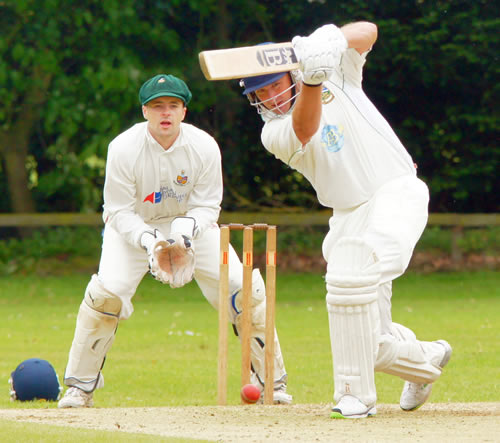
[145, 123, 183, 152]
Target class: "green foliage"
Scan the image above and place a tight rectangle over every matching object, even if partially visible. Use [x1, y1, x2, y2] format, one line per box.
[0, 227, 102, 275]
[415, 226, 453, 254]
[456, 226, 500, 254]
[0, 224, 497, 276]
[363, 0, 499, 212]
[415, 225, 500, 255]
[0, 1, 498, 214]
[1, 0, 190, 212]
[228, 225, 327, 256]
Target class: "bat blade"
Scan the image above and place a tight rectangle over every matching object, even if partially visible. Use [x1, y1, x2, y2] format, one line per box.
[199, 42, 299, 81]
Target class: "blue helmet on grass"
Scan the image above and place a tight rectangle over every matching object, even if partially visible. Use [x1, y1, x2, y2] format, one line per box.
[9, 358, 62, 401]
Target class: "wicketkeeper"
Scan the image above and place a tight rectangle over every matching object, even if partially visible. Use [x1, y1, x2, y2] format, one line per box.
[58, 74, 292, 408]
[239, 22, 451, 418]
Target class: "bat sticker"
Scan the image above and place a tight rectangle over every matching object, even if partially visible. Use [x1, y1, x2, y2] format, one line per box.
[256, 47, 297, 68]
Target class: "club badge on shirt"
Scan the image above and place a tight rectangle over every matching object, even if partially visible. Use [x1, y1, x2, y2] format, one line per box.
[321, 125, 344, 153]
[174, 170, 189, 186]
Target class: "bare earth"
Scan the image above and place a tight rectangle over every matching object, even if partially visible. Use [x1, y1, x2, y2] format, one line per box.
[1, 403, 499, 442]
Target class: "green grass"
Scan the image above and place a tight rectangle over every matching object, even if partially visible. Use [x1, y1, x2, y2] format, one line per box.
[1, 270, 498, 410]
[0, 419, 207, 442]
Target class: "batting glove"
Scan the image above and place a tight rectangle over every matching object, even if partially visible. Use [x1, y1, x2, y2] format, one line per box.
[292, 24, 347, 86]
[309, 24, 348, 52]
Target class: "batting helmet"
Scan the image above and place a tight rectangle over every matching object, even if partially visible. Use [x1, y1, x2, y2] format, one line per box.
[9, 358, 62, 401]
[239, 42, 301, 120]
[240, 42, 289, 95]
[240, 72, 288, 95]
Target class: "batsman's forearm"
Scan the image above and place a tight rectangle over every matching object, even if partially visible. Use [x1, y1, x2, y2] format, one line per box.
[292, 83, 323, 145]
[341, 22, 378, 54]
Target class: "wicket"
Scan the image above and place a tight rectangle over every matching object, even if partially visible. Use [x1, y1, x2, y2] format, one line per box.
[218, 223, 277, 405]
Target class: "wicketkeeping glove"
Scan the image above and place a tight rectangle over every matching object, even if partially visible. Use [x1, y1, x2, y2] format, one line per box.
[157, 232, 195, 288]
[141, 229, 171, 284]
[141, 229, 195, 288]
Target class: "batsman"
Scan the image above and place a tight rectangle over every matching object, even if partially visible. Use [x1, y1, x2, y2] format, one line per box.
[58, 74, 292, 408]
[238, 22, 452, 417]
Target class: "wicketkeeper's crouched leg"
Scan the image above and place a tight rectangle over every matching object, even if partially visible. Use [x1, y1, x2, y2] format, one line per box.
[62, 275, 122, 393]
[232, 269, 292, 404]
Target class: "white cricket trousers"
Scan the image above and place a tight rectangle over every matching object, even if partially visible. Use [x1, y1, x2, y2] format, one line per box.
[322, 175, 429, 335]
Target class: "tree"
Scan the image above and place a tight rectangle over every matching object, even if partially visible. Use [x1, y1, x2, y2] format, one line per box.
[345, 0, 499, 212]
[0, 0, 187, 217]
[0, 0, 497, 225]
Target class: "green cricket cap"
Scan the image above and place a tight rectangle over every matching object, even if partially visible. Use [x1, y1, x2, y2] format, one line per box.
[139, 74, 192, 106]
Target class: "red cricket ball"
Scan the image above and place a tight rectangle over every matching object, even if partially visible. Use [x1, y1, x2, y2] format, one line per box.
[240, 383, 261, 404]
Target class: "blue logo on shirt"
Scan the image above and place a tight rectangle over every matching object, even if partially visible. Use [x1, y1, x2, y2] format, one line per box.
[321, 125, 344, 152]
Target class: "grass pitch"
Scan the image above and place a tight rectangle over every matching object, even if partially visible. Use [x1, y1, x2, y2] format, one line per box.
[0, 270, 498, 410]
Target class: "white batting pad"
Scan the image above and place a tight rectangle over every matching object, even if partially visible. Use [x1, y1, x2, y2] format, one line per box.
[325, 237, 381, 406]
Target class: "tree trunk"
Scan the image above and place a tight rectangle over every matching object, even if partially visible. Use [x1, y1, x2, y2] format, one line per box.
[1, 131, 36, 238]
[0, 68, 52, 237]
[2, 133, 36, 214]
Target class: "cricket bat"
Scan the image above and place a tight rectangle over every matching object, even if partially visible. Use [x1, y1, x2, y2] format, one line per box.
[199, 42, 300, 81]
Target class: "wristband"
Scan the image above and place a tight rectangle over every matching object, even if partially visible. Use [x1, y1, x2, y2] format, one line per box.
[302, 82, 323, 87]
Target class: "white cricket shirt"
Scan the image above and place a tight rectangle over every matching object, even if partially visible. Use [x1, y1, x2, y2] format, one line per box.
[102, 121, 222, 247]
[261, 48, 416, 209]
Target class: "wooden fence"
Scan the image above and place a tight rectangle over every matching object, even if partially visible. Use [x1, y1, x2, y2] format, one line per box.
[0, 211, 497, 228]
[0, 212, 498, 263]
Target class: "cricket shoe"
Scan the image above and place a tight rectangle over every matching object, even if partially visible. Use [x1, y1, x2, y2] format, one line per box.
[331, 395, 376, 419]
[400, 339, 452, 411]
[271, 384, 293, 405]
[256, 384, 293, 405]
[58, 387, 94, 408]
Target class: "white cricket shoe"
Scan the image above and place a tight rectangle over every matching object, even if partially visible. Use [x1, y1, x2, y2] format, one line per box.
[58, 387, 94, 408]
[400, 339, 452, 411]
[272, 385, 293, 405]
[330, 395, 376, 419]
[256, 383, 293, 405]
